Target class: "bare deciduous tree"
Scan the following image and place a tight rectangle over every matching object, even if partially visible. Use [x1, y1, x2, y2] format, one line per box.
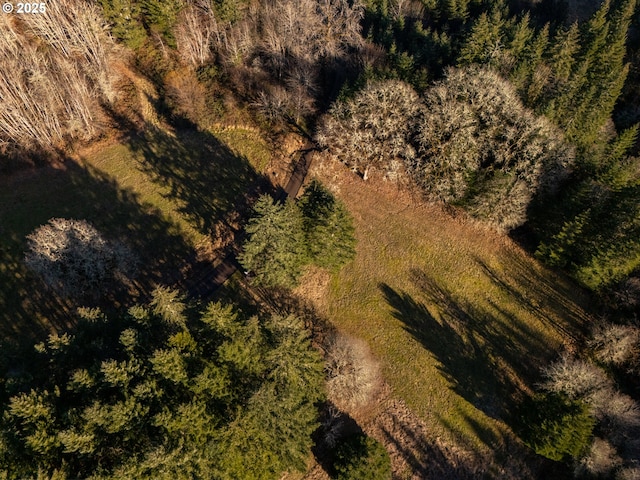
[575, 438, 622, 478]
[324, 332, 381, 410]
[27, 0, 116, 101]
[415, 66, 574, 231]
[541, 354, 612, 401]
[175, 0, 215, 67]
[541, 352, 640, 474]
[24, 218, 136, 298]
[589, 322, 640, 367]
[0, 1, 117, 154]
[164, 68, 209, 126]
[316, 80, 421, 180]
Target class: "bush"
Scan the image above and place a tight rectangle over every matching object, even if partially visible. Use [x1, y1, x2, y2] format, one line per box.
[325, 333, 380, 409]
[24, 218, 136, 298]
[324, 333, 380, 410]
[332, 433, 392, 480]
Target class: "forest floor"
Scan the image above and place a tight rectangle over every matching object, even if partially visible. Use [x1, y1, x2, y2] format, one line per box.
[296, 154, 594, 479]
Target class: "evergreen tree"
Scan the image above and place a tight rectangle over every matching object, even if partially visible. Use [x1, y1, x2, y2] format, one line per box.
[519, 393, 595, 462]
[549, 23, 580, 86]
[219, 315, 325, 479]
[298, 179, 357, 271]
[99, 0, 147, 49]
[0, 289, 325, 479]
[333, 433, 392, 480]
[545, 0, 635, 149]
[457, 9, 505, 66]
[141, 0, 183, 47]
[238, 195, 308, 288]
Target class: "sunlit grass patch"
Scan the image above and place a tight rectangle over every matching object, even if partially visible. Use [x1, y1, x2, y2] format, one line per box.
[212, 126, 272, 173]
[314, 161, 592, 469]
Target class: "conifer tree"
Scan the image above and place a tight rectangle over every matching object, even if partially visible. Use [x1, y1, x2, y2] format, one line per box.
[0, 290, 325, 479]
[298, 179, 357, 271]
[99, 0, 147, 49]
[238, 195, 308, 288]
[549, 23, 580, 86]
[457, 9, 505, 66]
[141, 0, 183, 47]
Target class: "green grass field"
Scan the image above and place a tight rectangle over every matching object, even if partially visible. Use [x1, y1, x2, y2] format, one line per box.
[0, 127, 267, 341]
[313, 163, 592, 473]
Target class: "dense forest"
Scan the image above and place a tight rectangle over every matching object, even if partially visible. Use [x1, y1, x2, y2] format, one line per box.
[1, 0, 640, 477]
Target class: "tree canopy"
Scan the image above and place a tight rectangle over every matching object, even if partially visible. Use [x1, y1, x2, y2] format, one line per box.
[0, 289, 325, 479]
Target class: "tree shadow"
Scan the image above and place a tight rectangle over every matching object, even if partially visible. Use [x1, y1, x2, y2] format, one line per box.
[379, 260, 593, 458]
[0, 159, 195, 342]
[379, 281, 509, 421]
[312, 401, 364, 477]
[128, 128, 270, 240]
[379, 408, 481, 479]
[472, 251, 591, 343]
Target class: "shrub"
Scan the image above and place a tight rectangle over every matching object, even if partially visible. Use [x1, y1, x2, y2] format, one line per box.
[24, 218, 136, 298]
[332, 433, 392, 480]
[324, 333, 380, 410]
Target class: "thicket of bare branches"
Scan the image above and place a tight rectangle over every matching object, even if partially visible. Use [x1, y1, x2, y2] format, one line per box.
[315, 66, 574, 230]
[0, 1, 117, 154]
[316, 79, 421, 180]
[415, 66, 574, 231]
[256, 0, 364, 68]
[324, 332, 381, 410]
[24, 218, 136, 298]
[174, 0, 216, 67]
[574, 437, 622, 478]
[200, 0, 365, 122]
[589, 322, 640, 368]
[164, 68, 209, 126]
[541, 354, 611, 400]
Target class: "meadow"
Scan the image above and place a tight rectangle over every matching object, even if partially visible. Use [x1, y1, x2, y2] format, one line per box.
[310, 158, 593, 476]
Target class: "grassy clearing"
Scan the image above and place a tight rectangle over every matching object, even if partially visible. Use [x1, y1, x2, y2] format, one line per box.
[311, 160, 592, 472]
[211, 126, 272, 173]
[0, 127, 262, 341]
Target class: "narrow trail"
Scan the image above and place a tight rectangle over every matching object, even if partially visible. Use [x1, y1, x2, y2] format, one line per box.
[184, 139, 318, 300]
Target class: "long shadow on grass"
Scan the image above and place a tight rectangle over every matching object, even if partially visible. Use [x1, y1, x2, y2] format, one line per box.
[379, 281, 509, 422]
[472, 252, 590, 343]
[0, 160, 195, 341]
[129, 128, 269, 239]
[380, 267, 568, 424]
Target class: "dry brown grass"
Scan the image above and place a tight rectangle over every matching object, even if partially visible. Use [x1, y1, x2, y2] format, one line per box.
[303, 155, 593, 477]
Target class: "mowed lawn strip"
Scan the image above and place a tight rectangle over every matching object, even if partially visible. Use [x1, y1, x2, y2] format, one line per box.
[316, 161, 592, 463]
